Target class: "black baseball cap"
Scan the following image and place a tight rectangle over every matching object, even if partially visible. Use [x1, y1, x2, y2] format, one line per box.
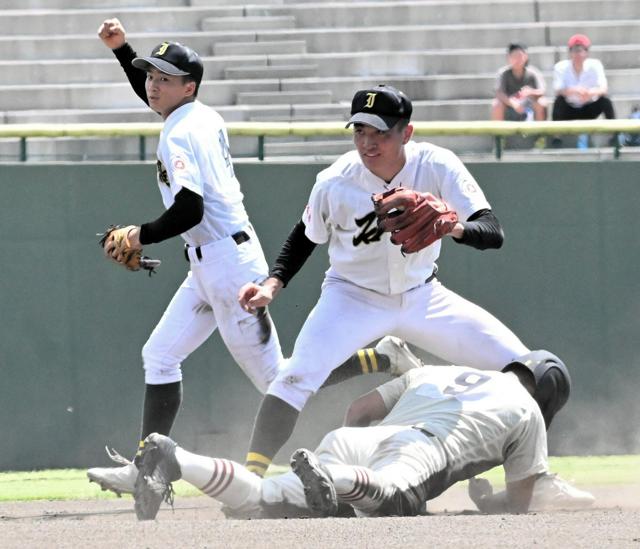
[508, 42, 527, 53]
[133, 41, 203, 85]
[346, 84, 413, 131]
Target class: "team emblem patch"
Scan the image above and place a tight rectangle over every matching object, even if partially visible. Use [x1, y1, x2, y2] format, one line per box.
[172, 155, 187, 171]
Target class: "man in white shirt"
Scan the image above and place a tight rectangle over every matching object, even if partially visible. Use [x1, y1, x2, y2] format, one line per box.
[551, 34, 616, 146]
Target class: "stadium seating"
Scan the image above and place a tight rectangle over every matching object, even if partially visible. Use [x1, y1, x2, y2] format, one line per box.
[0, 0, 638, 159]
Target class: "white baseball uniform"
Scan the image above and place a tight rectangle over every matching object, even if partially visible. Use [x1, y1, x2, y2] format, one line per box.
[267, 141, 529, 410]
[177, 366, 547, 516]
[142, 100, 283, 392]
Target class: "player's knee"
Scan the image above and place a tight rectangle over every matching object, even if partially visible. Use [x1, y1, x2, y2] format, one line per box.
[267, 376, 312, 412]
[141, 343, 182, 385]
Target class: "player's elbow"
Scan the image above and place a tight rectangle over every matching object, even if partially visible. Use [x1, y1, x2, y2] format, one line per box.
[343, 400, 371, 427]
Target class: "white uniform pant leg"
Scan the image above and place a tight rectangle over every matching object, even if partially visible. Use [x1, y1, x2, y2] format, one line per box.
[261, 425, 387, 511]
[190, 235, 284, 394]
[318, 426, 448, 516]
[397, 279, 529, 370]
[267, 277, 400, 410]
[142, 273, 217, 385]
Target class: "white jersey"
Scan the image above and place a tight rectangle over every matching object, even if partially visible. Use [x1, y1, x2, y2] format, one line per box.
[303, 141, 490, 294]
[376, 366, 548, 483]
[156, 100, 249, 247]
[553, 58, 608, 107]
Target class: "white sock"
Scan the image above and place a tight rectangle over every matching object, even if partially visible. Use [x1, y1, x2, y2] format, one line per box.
[327, 464, 388, 514]
[175, 447, 261, 509]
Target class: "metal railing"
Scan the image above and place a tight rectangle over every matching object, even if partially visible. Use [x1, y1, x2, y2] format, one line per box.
[1, 120, 639, 161]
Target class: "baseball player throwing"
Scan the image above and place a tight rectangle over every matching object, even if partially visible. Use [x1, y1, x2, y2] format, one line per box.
[132, 354, 593, 520]
[88, 22, 424, 496]
[237, 85, 587, 506]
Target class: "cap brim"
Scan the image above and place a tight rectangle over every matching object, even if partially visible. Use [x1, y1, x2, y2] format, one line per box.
[345, 112, 401, 131]
[132, 56, 190, 76]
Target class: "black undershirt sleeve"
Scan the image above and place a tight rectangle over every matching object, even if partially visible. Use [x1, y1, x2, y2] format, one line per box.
[112, 42, 149, 106]
[139, 187, 204, 245]
[269, 220, 317, 287]
[453, 209, 504, 250]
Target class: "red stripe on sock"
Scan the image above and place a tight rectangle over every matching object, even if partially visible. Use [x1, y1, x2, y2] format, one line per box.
[340, 468, 369, 502]
[203, 459, 235, 498]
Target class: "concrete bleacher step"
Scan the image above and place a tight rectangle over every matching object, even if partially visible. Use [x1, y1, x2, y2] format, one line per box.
[221, 0, 640, 28]
[201, 15, 296, 32]
[0, 136, 161, 162]
[0, 6, 242, 36]
[4, 18, 640, 62]
[213, 40, 307, 56]
[0, 0, 186, 8]
[236, 90, 332, 105]
[189, 0, 284, 6]
[262, 134, 496, 158]
[5, 43, 640, 88]
[0, 79, 287, 111]
[264, 139, 353, 157]
[224, 64, 317, 80]
[265, 44, 640, 77]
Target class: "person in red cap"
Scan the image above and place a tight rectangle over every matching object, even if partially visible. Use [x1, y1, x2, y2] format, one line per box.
[550, 34, 616, 147]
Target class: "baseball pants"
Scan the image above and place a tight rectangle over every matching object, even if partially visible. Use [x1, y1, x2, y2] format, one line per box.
[142, 226, 283, 393]
[268, 275, 529, 410]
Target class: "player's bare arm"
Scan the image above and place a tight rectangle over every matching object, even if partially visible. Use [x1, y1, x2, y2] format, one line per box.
[343, 389, 388, 427]
[468, 475, 536, 514]
[98, 18, 126, 50]
[238, 277, 284, 313]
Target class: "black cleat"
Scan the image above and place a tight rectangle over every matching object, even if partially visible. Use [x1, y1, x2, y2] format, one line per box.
[291, 448, 338, 517]
[133, 433, 182, 521]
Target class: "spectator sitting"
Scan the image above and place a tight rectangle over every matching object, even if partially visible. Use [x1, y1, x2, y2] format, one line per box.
[491, 43, 547, 122]
[551, 34, 616, 147]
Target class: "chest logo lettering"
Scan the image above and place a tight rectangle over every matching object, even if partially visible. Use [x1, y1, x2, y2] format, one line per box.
[353, 211, 384, 246]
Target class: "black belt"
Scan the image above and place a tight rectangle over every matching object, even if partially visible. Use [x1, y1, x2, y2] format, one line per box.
[425, 265, 438, 284]
[184, 230, 250, 262]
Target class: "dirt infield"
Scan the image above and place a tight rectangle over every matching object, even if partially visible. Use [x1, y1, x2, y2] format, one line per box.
[1, 483, 638, 548]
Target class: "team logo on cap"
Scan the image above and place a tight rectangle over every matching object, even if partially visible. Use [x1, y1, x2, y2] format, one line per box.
[155, 42, 170, 56]
[364, 93, 377, 109]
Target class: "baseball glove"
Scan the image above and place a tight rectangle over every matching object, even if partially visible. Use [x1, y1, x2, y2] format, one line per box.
[372, 187, 459, 254]
[98, 224, 161, 276]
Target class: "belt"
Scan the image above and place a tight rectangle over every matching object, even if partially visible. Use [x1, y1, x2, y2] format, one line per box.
[425, 265, 438, 284]
[184, 230, 250, 262]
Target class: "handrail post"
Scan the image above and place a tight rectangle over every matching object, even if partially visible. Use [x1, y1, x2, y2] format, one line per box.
[139, 135, 146, 161]
[258, 135, 265, 161]
[494, 136, 502, 160]
[20, 137, 27, 162]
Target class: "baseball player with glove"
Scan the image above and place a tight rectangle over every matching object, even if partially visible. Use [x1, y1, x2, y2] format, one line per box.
[88, 21, 426, 496]
[237, 85, 588, 505]
[131, 353, 593, 521]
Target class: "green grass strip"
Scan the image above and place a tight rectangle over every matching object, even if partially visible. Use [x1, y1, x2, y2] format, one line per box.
[0, 455, 637, 502]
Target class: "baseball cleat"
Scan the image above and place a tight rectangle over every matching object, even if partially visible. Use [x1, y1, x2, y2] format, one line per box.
[375, 336, 425, 376]
[291, 448, 338, 517]
[134, 433, 182, 521]
[529, 472, 595, 511]
[87, 446, 138, 496]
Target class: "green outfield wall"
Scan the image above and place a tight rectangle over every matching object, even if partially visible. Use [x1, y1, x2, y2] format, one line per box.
[0, 160, 638, 470]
